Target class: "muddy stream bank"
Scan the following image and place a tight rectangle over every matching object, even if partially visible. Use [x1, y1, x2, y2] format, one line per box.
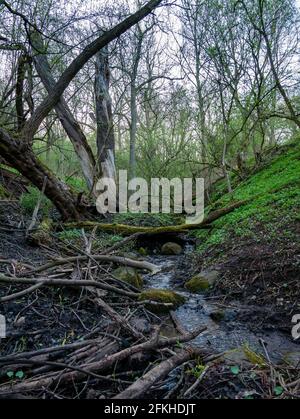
[143, 244, 299, 365]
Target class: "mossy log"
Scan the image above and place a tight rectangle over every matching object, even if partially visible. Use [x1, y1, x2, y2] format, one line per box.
[63, 200, 247, 236]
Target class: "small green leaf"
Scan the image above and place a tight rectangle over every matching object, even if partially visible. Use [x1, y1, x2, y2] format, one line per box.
[15, 371, 24, 379]
[274, 386, 284, 396]
[230, 365, 240, 375]
[7, 371, 14, 378]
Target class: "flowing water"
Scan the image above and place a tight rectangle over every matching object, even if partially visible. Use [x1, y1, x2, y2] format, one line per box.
[144, 246, 300, 364]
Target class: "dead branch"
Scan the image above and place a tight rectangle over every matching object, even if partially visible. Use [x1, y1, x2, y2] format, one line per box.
[25, 255, 160, 275]
[0, 327, 206, 394]
[0, 274, 139, 298]
[114, 347, 204, 399]
[0, 283, 43, 303]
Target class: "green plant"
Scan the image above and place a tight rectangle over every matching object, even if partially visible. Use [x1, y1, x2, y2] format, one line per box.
[20, 186, 52, 216]
[57, 229, 82, 242]
[187, 362, 206, 378]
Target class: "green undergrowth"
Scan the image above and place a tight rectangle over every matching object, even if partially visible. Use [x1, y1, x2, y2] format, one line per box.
[195, 141, 300, 253]
[20, 186, 53, 216]
[57, 229, 124, 250]
[112, 212, 177, 227]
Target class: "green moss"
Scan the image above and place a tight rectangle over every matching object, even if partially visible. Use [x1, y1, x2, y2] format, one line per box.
[139, 289, 186, 313]
[138, 247, 148, 256]
[113, 267, 144, 289]
[185, 276, 210, 293]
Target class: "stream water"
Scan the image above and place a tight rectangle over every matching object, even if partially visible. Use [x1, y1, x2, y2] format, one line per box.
[144, 245, 300, 365]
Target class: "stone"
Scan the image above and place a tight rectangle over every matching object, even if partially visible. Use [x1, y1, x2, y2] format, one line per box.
[161, 242, 183, 256]
[139, 289, 186, 313]
[138, 247, 148, 256]
[112, 267, 143, 289]
[185, 270, 219, 293]
[210, 310, 225, 322]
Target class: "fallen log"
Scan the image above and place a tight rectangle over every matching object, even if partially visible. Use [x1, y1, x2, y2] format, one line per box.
[63, 200, 247, 235]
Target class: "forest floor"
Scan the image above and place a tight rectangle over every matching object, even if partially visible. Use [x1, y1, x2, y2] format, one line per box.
[0, 142, 299, 399]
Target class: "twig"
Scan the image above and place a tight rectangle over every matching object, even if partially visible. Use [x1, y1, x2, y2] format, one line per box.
[0, 283, 43, 302]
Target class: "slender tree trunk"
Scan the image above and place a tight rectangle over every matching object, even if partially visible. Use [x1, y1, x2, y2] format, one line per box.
[31, 32, 96, 191]
[15, 53, 28, 131]
[129, 83, 138, 179]
[94, 47, 116, 181]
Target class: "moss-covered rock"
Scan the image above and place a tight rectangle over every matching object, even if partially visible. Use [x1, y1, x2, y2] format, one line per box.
[139, 289, 186, 313]
[138, 247, 148, 256]
[161, 242, 183, 256]
[210, 310, 225, 322]
[185, 271, 219, 293]
[185, 277, 210, 293]
[112, 267, 143, 289]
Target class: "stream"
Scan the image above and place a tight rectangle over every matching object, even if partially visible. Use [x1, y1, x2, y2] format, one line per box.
[144, 245, 300, 365]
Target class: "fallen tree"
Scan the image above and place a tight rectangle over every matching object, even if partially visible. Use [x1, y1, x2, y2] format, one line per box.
[63, 200, 248, 235]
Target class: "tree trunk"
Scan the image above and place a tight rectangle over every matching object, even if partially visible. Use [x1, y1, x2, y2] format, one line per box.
[22, 0, 163, 141]
[94, 47, 116, 180]
[31, 32, 96, 191]
[129, 83, 138, 180]
[15, 53, 28, 131]
[0, 128, 80, 220]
